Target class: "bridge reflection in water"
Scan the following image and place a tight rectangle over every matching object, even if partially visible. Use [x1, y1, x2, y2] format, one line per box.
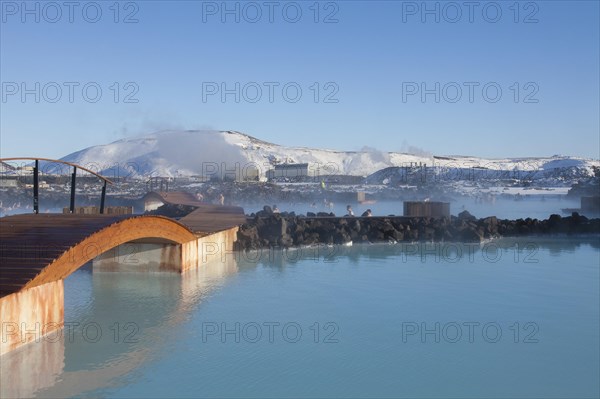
[0, 257, 239, 398]
[0, 205, 245, 355]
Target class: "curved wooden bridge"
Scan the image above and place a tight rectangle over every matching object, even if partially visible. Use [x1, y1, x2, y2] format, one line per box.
[0, 206, 245, 355]
[0, 159, 248, 354]
[0, 214, 198, 297]
[0, 203, 247, 298]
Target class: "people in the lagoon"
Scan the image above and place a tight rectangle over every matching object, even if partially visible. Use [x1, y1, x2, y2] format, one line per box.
[323, 198, 334, 210]
[219, 193, 225, 206]
[195, 192, 204, 201]
[273, 205, 280, 213]
[346, 205, 355, 216]
[361, 209, 372, 217]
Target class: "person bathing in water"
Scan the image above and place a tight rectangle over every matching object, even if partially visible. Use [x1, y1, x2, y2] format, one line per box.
[346, 205, 355, 217]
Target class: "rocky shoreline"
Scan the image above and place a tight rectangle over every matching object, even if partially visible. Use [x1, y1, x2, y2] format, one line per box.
[234, 210, 600, 251]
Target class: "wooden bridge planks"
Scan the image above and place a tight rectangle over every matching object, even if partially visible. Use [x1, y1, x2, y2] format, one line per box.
[178, 204, 246, 234]
[144, 191, 246, 233]
[0, 214, 197, 297]
[0, 214, 129, 297]
[0, 200, 246, 297]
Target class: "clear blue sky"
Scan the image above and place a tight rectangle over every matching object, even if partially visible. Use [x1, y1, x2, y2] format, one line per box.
[1, 0, 599, 159]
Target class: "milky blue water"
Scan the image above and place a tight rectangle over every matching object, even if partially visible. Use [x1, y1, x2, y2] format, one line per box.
[1, 237, 599, 398]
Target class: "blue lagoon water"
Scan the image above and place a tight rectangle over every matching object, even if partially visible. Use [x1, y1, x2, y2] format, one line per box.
[1, 237, 599, 398]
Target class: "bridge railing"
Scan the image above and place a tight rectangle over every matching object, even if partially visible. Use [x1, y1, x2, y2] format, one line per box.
[0, 157, 114, 214]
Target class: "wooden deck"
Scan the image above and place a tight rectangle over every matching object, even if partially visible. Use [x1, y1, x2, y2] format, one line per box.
[143, 191, 247, 233]
[145, 191, 204, 207]
[179, 204, 246, 234]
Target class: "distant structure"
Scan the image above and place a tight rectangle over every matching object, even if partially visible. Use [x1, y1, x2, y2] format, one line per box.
[147, 177, 170, 192]
[0, 178, 18, 188]
[266, 163, 309, 180]
[63, 206, 133, 215]
[403, 201, 450, 218]
[562, 196, 600, 216]
[581, 196, 600, 215]
[0, 161, 16, 173]
[143, 191, 203, 212]
[24, 181, 49, 189]
[357, 191, 376, 204]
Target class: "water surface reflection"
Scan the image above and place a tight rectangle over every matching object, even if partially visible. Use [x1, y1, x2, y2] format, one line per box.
[0, 258, 238, 398]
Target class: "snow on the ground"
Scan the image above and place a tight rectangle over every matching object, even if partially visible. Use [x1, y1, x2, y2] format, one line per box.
[482, 187, 571, 195]
[31, 130, 600, 179]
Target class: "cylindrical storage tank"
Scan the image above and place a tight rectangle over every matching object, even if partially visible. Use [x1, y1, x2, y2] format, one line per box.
[581, 196, 600, 214]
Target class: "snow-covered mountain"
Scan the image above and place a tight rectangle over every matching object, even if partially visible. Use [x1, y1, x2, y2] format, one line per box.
[50, 130, 598, 181]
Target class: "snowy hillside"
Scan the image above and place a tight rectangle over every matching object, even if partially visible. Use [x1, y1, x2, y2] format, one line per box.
[42, 130, 599, 180]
